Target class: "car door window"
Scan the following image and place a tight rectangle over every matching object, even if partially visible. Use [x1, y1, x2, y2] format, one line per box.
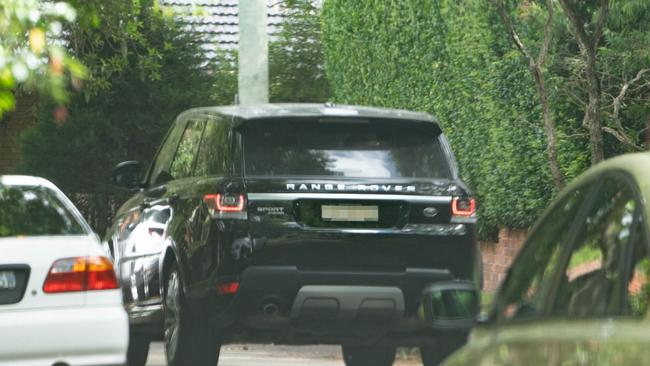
[625, 217, 650, 317]
[149, 120, 187, 186]
[495, 184, 592, 322]
[194, 117, 230, 177]
[552, 177, 638, 318]
[169, 119, 206, 180]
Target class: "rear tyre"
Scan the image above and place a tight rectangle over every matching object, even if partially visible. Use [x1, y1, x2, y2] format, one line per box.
[420, 346, 449, 366]
[420, 336, 467, 366]
[126, 333, 149, 366]
[164, 264, 220, 366]
[342, 346, 396, 366]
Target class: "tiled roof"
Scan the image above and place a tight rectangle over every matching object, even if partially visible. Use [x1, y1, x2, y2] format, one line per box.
[159, 0, 288, 56]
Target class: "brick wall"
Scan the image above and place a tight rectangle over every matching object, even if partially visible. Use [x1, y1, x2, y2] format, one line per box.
[0, 94, 38, 175]
[480, 228, 527, 292]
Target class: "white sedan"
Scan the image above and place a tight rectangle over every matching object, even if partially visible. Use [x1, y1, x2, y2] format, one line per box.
[0, 176, 128, 366]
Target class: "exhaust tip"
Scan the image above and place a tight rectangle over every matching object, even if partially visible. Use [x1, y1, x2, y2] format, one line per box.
[262, 302, 280, 317]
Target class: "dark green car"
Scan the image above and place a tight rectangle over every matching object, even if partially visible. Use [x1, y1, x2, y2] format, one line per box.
[444, 153, 650, 365]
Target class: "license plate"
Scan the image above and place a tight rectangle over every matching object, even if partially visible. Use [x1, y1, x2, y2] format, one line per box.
[322, 205, 378, 222]
[0, 271, 16, 290]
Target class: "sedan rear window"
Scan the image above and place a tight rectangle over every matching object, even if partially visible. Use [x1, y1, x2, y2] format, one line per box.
[242, 120, 452, 178]
[0, 185, 86, 237]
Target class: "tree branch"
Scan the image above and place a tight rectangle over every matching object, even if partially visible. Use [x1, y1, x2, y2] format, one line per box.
[593, 0, 610, 49]
[537, 0, 554, 66]
[557, 0, 592, 55]
[602, 126, 643, 151]
[612, 69, 650, 122]
[492, 0, 533, 61]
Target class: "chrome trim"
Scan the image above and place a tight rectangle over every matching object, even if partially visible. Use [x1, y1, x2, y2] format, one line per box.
[247, 193, 452, 203]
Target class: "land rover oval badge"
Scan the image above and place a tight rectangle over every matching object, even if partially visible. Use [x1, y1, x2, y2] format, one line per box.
[423, 207, 439, 218]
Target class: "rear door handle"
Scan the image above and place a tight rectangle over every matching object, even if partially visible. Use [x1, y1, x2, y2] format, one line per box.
[168, 193, 180, 204]
[142, 193, 179, 209]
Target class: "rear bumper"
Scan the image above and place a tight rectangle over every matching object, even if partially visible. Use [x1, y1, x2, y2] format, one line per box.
[0, 305, 128, 366]
[209, 266, 463, 346]
[230, 265, 454, 316]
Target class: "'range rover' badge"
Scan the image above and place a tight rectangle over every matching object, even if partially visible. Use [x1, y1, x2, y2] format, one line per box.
[423, 207, 439, 218]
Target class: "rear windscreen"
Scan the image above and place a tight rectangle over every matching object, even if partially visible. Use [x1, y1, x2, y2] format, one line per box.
[242, 120, 451, 178]
[0, 185, 86, 237]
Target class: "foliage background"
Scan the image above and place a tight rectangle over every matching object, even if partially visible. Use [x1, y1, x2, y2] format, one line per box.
[17, 0, 329, 234]
[321, 0, 650, 239]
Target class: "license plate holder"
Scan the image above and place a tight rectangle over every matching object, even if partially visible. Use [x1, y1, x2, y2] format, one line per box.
[322, 205, 379, 222]
[0, 271, 16, 290]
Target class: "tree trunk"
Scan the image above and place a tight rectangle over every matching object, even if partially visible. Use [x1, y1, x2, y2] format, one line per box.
[584, 48, 604, 164]
[531, 64, 564, 189]
[557, 0, 609, 165]
[493, 0, 565, 191]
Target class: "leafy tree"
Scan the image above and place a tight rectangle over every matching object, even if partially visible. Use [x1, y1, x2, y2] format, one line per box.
[269, 0, 330, 103]
[19, 3, 221, 233]
[558, 0, 650, 160]
[493, 0, 564, 190]
[322, 0, 650, 238]
[322, 0, 584, 238]
[0, 0, 85, 117]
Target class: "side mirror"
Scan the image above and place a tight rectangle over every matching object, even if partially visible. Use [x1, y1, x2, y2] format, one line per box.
[420, 280, 479, 330]
[111, 161, 142, 190]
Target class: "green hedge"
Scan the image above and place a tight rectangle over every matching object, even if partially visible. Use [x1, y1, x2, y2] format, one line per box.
[322, 0, 585, 238]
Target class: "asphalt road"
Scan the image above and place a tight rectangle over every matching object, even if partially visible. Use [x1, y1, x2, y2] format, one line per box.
[146, 342, 420, 366]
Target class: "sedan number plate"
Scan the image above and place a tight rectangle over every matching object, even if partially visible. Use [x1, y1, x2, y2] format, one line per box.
[0, 271, 16, 290]
[322, 205, 378, 222]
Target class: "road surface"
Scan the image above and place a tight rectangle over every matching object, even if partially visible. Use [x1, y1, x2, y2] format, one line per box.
[146, 343, 420, 366]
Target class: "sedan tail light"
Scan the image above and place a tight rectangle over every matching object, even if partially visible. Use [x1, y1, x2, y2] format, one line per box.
[43, 256, 119, 293]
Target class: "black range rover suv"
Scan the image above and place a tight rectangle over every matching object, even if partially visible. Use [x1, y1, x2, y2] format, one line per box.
[106, 104, 480, 366]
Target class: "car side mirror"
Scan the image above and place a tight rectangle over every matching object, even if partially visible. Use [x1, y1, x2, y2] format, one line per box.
[111, 161, 142, 190]
[420, 280, 479, 330]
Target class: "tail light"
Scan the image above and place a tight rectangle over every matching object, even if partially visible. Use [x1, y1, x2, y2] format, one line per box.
[216, 281, 240, 295]
[452, 197, 476, 217]
[203, 193, 247, 219]
[43, 256, 119, 293]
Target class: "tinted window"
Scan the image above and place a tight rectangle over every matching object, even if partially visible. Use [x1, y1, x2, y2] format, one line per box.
[625, 221, 649, 317]
[149, 120, 187, 186]
[0, 185, 86, 237]
[496, 185, 590, 322]
[553, 178, 637, 317]
[195, 118, 230, 177]
[169, 119, 206, 179]
[242, 121, 451, 178]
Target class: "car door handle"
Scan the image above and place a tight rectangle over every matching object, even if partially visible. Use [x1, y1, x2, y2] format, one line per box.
[168, 193, 180, 204]
[145, 185, 167, 198]
[142, 193, 179, 208]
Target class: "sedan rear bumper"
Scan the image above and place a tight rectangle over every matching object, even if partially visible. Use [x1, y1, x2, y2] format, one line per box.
[0, 304, 128, 366]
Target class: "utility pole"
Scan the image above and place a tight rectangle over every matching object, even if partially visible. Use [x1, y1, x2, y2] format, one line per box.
[238, 0, 269, 105]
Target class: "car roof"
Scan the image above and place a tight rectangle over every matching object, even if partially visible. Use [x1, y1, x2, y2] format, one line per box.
[176, 103, 439, 126]
[536, 152, 650, 236]
[0, 175, 59, 189]
[563, 152, 650, 193]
